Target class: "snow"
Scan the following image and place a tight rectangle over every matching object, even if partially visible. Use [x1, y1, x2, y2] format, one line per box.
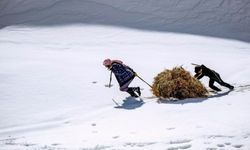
[1, 25, 250, 150]
[1, 0, 250, 149]
[0, 0, 250, 42]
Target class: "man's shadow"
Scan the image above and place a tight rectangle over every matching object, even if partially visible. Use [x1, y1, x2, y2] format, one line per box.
[159, 90, 233, 105]
[114, 96, 144, 110]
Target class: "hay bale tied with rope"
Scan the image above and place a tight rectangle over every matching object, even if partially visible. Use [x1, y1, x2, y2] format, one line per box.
[152, 66, 208, 100]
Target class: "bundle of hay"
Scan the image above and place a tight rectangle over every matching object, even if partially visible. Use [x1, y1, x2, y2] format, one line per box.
[152, 66, 208, 100]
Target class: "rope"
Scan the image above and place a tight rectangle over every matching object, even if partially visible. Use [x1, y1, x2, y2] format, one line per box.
[136, 74, 153, 89]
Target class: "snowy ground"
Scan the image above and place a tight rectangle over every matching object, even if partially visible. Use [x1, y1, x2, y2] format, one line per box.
[1, 25, 250, 150]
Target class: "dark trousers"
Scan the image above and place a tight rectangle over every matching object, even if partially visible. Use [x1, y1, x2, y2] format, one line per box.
[209, 74, 234, 91]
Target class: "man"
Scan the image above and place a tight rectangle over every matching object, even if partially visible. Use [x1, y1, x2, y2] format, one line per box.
[103, 58, 141, 97]
[194, 64, 234, 91]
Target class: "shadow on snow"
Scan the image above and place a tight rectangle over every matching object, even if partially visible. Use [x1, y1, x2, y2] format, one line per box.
[114, 96, 144, 110]
[158, 90, 233, 105]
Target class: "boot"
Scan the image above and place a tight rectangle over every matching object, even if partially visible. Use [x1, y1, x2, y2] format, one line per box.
[135, 87, 141, 96]
[127, 88, 139, 97]
[228, 85, 234, 90]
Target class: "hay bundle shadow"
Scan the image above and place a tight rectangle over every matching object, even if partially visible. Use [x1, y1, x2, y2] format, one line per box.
[152, 67, 208, 100]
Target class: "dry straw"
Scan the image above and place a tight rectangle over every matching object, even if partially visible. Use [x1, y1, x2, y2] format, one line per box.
[152, 66, 208, 100]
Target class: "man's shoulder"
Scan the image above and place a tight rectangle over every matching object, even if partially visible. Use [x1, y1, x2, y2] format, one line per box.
[112, 62, 123, 66]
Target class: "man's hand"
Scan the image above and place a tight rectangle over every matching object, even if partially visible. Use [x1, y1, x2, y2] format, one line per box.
[105, 84, 113, 88]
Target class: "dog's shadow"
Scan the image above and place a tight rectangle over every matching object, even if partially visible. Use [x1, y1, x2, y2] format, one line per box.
[114, 96, 144, 110]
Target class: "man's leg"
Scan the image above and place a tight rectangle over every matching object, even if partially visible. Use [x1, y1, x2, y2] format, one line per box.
[219, 81, 234, 90]
[120, 79, 139, 97]
[120, 79, 133, 91]
[209, 79, 221, 91]
[216, 76, 234, 90]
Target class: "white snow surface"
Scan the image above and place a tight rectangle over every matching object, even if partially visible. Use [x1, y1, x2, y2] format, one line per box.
[0, 0, 250, 42]
[1, 25, 250, 150]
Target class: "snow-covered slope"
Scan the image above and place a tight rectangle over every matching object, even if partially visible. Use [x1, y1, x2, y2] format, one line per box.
[1, 0, 250, 149]
[1, 25, 250, 150]
[0, 0, 250, 42]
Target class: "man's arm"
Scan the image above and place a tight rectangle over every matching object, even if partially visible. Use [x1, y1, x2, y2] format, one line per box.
[195, 73, 204, 79]
[194, 69, 204, 79]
